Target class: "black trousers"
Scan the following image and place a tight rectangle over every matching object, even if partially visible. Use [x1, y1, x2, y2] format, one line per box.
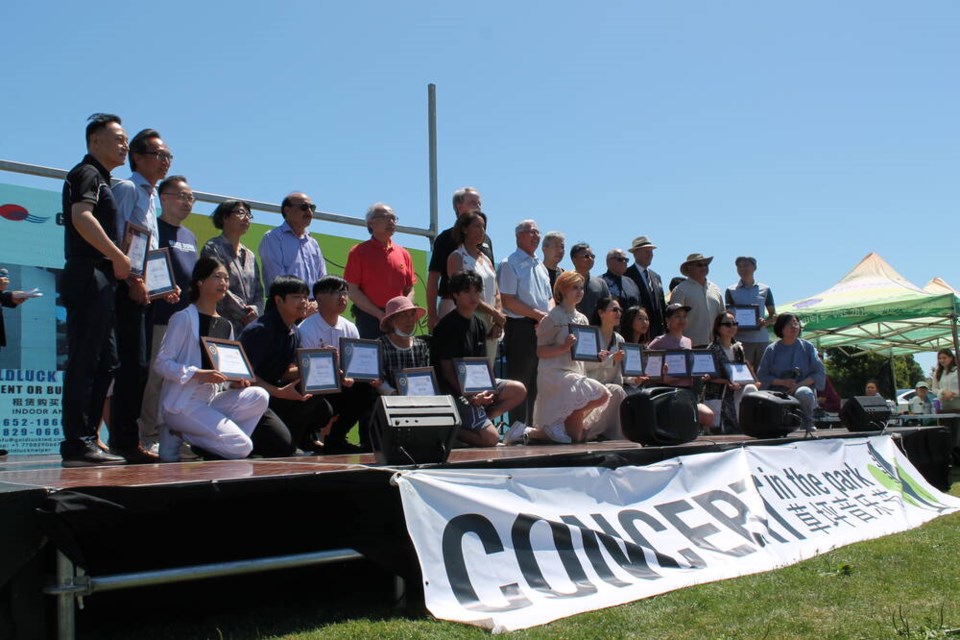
[352, 305, 383, 340]
[504, 317, 538, 425]
[110, 283, 148, 450]
[327, 382, 378, 450]
[269, 395, 334, 451]
[60, 260, 117, 457]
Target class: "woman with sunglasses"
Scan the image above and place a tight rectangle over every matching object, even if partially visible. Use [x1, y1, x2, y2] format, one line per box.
[703, 312, 758, 434]
[756, 313, 825, 431]
[201, 200, 264, 336]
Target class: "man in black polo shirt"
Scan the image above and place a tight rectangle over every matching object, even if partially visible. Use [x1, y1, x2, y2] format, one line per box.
[240, 276, 334, 453]
[425, 187, 494, 330]
[431, 271, 525, 447]
[60, 113, 132, 467]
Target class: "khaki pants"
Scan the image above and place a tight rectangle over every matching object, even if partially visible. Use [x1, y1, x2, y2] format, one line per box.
[138, 324, 168, 447]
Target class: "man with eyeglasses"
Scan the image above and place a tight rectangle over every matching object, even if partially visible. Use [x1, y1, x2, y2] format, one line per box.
[600, 248, 639, 311]
[108, 128, 178, 463]
[343, 203, 416, 339]
[258, 192, 326, 298]
[497, 219, 552, 425]
[139, 176, 199, 451]
[569, 242, 610, 320]
[725, 256, 777, 371]
[669, 253, 725, 348]
[60, 113, 131, 467]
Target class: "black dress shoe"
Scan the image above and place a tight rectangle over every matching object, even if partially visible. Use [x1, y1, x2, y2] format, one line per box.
[109, 445, 160, 465]
[61, 445, 125, 468]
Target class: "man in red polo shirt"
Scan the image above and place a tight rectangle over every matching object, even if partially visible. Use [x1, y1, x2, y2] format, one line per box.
[344, 203, 417, 338]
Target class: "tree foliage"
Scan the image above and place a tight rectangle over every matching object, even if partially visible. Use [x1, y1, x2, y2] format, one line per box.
[824, 348, 925, 399]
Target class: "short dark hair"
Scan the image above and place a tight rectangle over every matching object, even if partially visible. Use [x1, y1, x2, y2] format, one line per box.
[210, 200, 251, 230]
[569, 242, 591, 260]
[128, 128, 161, 172]
[269, 276, 309, 303]
[313, 275, 348, 298]
[190, 256, 225, 303]
[85, 113, 122, 146]
[773, 313, 801, 339]
[451, 210, 486, 246]
[157, 175, 188, 197]
[448, 270, 483, 295]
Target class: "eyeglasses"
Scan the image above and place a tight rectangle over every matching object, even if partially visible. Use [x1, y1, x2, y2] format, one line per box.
[230, 210, 252, 219]
[608, 307, 623, 313]
[291, 202, 317, 214]
[162, 191, 195, 203]
[612, 256, 628, 263]
[692, 262, 709, 268]
[143, 151, 174, 163]
[372, 213, 398, 222]
[578, 253, 596, 260]
[720, 321, 739, 327]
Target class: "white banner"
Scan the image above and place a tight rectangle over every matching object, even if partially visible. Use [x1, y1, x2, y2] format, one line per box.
[395, 436, 960, 632]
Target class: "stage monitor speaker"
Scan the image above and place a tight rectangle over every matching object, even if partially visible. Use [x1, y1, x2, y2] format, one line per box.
[739, 390, 804, 438]
[371, 395, 461, 465]
[840, 395, 891, 432]
[620, 386, 700, 446]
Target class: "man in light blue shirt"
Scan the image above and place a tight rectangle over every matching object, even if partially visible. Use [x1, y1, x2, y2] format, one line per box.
[259, 192, 326, 298]
[725, 256, 777, 370]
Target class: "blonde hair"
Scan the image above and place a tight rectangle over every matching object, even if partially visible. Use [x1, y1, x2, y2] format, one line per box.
[554, 270, 585, 303]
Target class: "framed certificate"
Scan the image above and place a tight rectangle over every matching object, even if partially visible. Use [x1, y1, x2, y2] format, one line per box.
[144, 248, 176, 300]
[396, 367, 440, 396]
[730, 305, 761, 330]
[200, 337, 255, 382]
[339, 338, 382, 382]
[621, 343, 645, 376]
[642, 350, 665, 381]
[569, 324, 602, 362]
[296, 348, 341, 395]
[689, 349, 719, 377]
[121, 222, 151, 277]
[454, 357, 496, 394]
[663, 349, 691, 377]
[726, 361, 758, 385]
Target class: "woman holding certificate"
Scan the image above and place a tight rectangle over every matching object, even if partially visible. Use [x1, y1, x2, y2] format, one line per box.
[153, 257, 270, 461]
[703, 312, 758, 434]
[531, 271, 611, 444]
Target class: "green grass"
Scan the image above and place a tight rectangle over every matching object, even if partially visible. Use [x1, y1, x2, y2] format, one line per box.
[81, 472, 960, 640]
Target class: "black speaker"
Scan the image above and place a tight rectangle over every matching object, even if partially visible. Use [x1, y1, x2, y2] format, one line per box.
[740, 390, 804, 438]
[371, 395, 461, 465]
[840, 395, 891, 432]
[620, 386, 700, 446]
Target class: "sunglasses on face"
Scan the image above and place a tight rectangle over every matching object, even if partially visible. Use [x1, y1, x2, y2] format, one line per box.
[290, 202, 317, 214]
[720, 321, 738, 327]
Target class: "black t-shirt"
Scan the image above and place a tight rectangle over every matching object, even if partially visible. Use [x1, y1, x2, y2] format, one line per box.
[239, 307, 298, 385]
[199, 313, 233, 369]
[62, 154, 118, 261]
[428, 227, 495, 298]
[430, 310, 488, 394]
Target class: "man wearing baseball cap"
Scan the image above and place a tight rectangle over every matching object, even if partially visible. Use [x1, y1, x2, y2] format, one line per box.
[624, 236, 667, 338]
[669, 253, 725, 348]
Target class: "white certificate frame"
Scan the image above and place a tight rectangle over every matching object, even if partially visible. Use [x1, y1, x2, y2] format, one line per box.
[296, 348, 341, 395]
[726, 361, 759, 385]
[396, 367, 440, 396]
[339, 337, 382, 382]
[621, 343, 645, 377]
[200, 337, 255, 382]
[122, 221, 151, 278]
[689, 349, 720, 377]
[642, 350, 665, 382]
[144, 248, 177, 300]
[663, 349, 691, 377]
[730, 305, 761, 330]
[569, 324, 602, 362]
[454, 357, 496, 394]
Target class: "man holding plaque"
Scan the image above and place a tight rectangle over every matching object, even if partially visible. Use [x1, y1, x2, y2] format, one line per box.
[725, 256, 777, 371]
[109, 128, 177, 463]
[432, 271, 526, 447]
[299, 276, 378, 452]
[60, 114, 132, 467]
[240, 276, 334, 454]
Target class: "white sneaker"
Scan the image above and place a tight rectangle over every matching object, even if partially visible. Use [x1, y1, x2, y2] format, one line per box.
[502, 421, 529, 445]
[158, 425, 183, 462]
[543, 422, 572, 444]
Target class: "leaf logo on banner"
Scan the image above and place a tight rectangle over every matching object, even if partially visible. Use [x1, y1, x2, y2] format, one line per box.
[866, 441, 948, 512]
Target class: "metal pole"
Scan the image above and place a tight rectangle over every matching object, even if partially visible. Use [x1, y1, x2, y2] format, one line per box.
[427, 83, 439, 248]
[55, 551, 75, 640]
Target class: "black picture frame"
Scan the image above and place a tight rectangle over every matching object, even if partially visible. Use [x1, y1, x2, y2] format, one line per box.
[730, 305, 761, 330]
[454, 357, 496, 394]
[689, 349, 720, 377]
[339, 338, 382, 382]
[726, 361, 759, 385]
[621, 343, 645, 376]
[122, 221, 151, 277]
[663, 349, 691, 377]
[144, 248, 177, 300]
[200, 337, 255, 382]
[396, 367, 440, 396]
[569, 324, 602, 362]
[642, 350, 665, 381]
[296, 348, 341, 395]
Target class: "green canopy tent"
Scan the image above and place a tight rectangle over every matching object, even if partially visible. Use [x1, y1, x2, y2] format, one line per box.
[779, 252, 960, 359]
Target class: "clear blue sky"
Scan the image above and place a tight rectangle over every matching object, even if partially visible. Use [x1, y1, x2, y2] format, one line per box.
[2, 1, 957, 374]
